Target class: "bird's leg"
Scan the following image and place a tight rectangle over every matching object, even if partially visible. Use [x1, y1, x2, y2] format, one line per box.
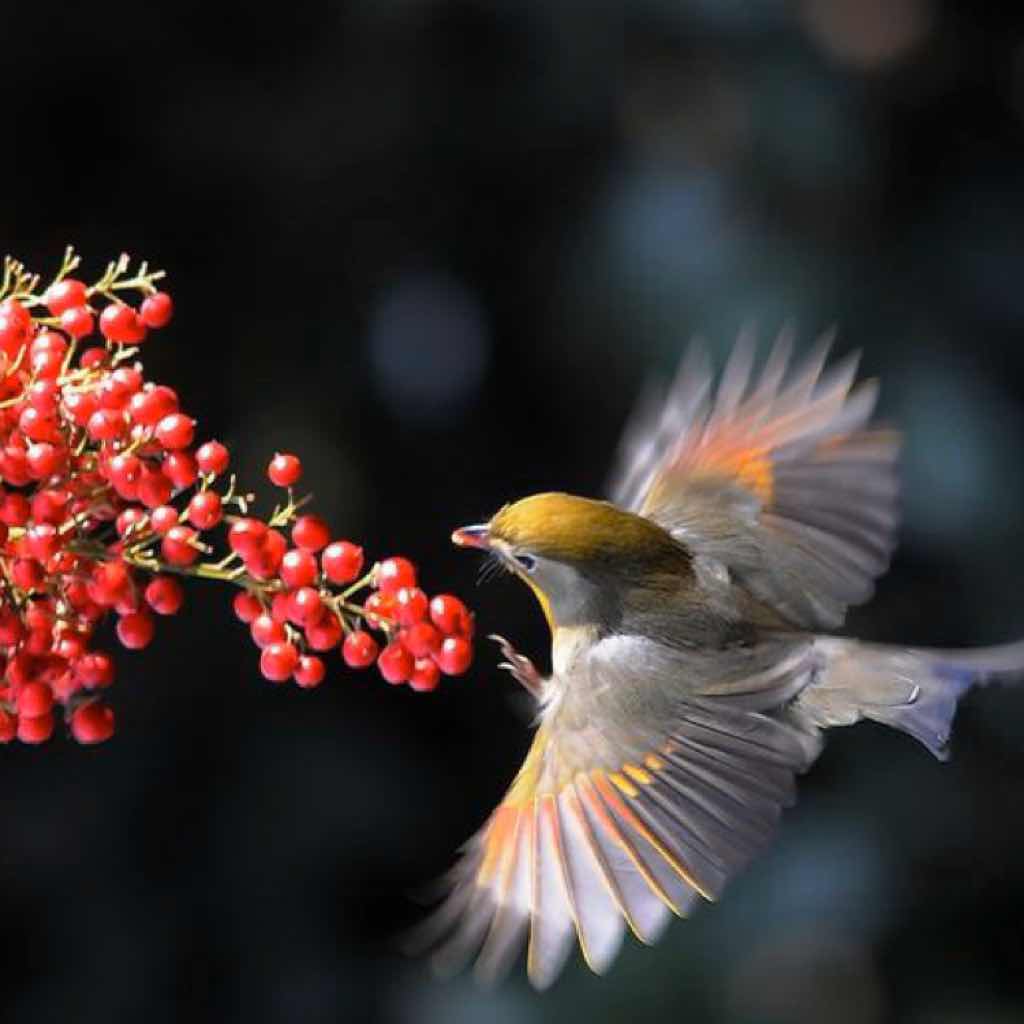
[489, 634, 544, 698]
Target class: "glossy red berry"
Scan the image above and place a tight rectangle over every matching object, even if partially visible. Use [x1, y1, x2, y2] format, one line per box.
[129, 385, 178, 427]
[71, 702, 115, 744]
[0, 710, 16, 743]
[117, 610, 155, 649]
[260, 641, 299, 682]
[250, 614, 287, 649]
[321, 541, 364, 585]
[429, 594, 473, 636]
[267, 452, 301, 487]
[99, 303, 146, 344]
[139, 291, 173, 328]
[293, 655, 325, 689]
[402, 621, 441, 658]
[233, 591, 262, 624]
[17, 711, 54, 744]
[195, 440, 229, 476]
[409, 657, 441, 692]
[342, 630, 378, 669]
[76, 652, 115, 689]
[305, 613, 342, 652]
[17, 681, 54, 718]
[279, 548, 318, 589]
[377, 641, 414, 684]
[377, 556, 416, 595]
[155, 412, 195, 450]
[161, 525, 200, 566]
[395, 586, 428, 626]
[436, 636, 473, 676]
[228, 518, 267, 556]
[291, 514, 330, 553]
[60, 306, 94, 339]
[160, 451, 198, 490]
[145, 576, 184, 615]
[288, 586, 325, 627]
[187, 491, 223, 529]
[45, 278, 89, 315]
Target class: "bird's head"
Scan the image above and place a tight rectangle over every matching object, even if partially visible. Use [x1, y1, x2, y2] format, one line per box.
[452, 492, 692, 631]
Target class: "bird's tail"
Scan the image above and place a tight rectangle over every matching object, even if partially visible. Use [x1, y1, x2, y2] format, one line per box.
[794, 638, 1024, 760]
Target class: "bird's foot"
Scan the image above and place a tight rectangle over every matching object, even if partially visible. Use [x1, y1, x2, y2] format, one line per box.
[489, 634, 544, 698]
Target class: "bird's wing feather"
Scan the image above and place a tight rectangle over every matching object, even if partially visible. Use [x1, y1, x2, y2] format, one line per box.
[410, 637, 822, 988]
[607, 330, 900, 629]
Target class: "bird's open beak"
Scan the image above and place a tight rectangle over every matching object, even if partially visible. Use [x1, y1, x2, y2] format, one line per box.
[451, 524, 491, 550]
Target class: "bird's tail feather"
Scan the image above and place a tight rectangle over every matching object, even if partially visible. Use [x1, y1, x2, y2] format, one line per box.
[796, 638, 1024, 760]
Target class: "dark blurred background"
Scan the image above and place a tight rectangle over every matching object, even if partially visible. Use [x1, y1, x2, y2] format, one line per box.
[2, 1, 1024, 1021]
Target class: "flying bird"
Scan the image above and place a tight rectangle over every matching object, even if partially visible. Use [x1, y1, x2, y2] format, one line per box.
[417, 331, 1024, 989]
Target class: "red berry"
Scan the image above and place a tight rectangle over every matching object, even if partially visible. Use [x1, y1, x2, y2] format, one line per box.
[321, 541, 364, 585]
[429, 594, 472, 636]
[99, 303, 147, 344]
[291, 514, 330, 553]
[27, 378, 60, 414]
[293, 655, 325, 688]
[267, 452, 301, 487]
[409, 657, 441, 692]
[363, 591, 395, 628]
[155, 413, 195, 450]
[160, 451, 197, 491]
[60, 306, 94, 339]
[145, 575, 184, 615]
[395, 586, 428, 626]
[12, 558, 45, 590]
[90, 560, 133, 606]
[26, 442, 65, 478]
[377, 556, 416, 595]
[436, 636, 473, 676]
[71, 702, 115, 744]
[150, 505, 179, 534]
[250, 613, 286, 648]
[288, 586, 325, 627]
[187, 490, 222, 529]
[129, 385, 178, 427]
[138, 468, 174, 507]
[27, 523, 61, 562]
[117, 507, 149, 538]
[305, 613, 342, 652]
[233, 591, 262, 623]
[402, 621, 441, 658]
[0, 709, 16, 743]
[161, 525, 200, 566]
[342, 630, 378, 669]
[279, 548, 318, 589]
[117, 610, 155, 649]
[20, 406, 61, 443]
[17, 710, 54, 744]
[260, 641, 299, 682]
[63, 389, 98, 427]
[195, 440, 229, 476]
[228, 518, 268, 556]
[76, 652, 115, 689]
[139, 291, 173, 328]
[0, 606, 25, 645]
[270, 592, 292, 623]
[87, 407, 126, 442]
[377, 641, 414, 684]
[17, 681, 54, 718]
[45, 278, 89, 316]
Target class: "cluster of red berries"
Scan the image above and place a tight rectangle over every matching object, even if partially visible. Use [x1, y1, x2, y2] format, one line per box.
[0, 249, 475, 747]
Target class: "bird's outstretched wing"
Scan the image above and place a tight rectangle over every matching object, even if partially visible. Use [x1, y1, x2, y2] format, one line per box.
[409, 637, 822, 989]
[608, 329, 900, 630]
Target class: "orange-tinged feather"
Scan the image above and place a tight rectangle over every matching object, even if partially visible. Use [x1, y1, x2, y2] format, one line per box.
[591, 772, 712, 902]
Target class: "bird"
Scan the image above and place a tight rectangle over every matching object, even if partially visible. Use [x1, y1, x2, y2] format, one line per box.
[413, 329, 1024, 990]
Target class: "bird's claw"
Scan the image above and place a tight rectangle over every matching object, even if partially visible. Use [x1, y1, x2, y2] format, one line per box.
[489, 634, 544, 697]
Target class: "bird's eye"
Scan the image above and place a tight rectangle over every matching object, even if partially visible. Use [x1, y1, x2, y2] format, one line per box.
[514, 553, 537, 573]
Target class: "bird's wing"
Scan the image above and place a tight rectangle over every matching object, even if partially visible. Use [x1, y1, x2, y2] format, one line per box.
[607, 329, 900, 630]
[410, 636, 822, 989]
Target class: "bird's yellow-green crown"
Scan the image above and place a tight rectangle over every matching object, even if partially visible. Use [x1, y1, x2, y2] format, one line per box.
[489, 492, 690, 573]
